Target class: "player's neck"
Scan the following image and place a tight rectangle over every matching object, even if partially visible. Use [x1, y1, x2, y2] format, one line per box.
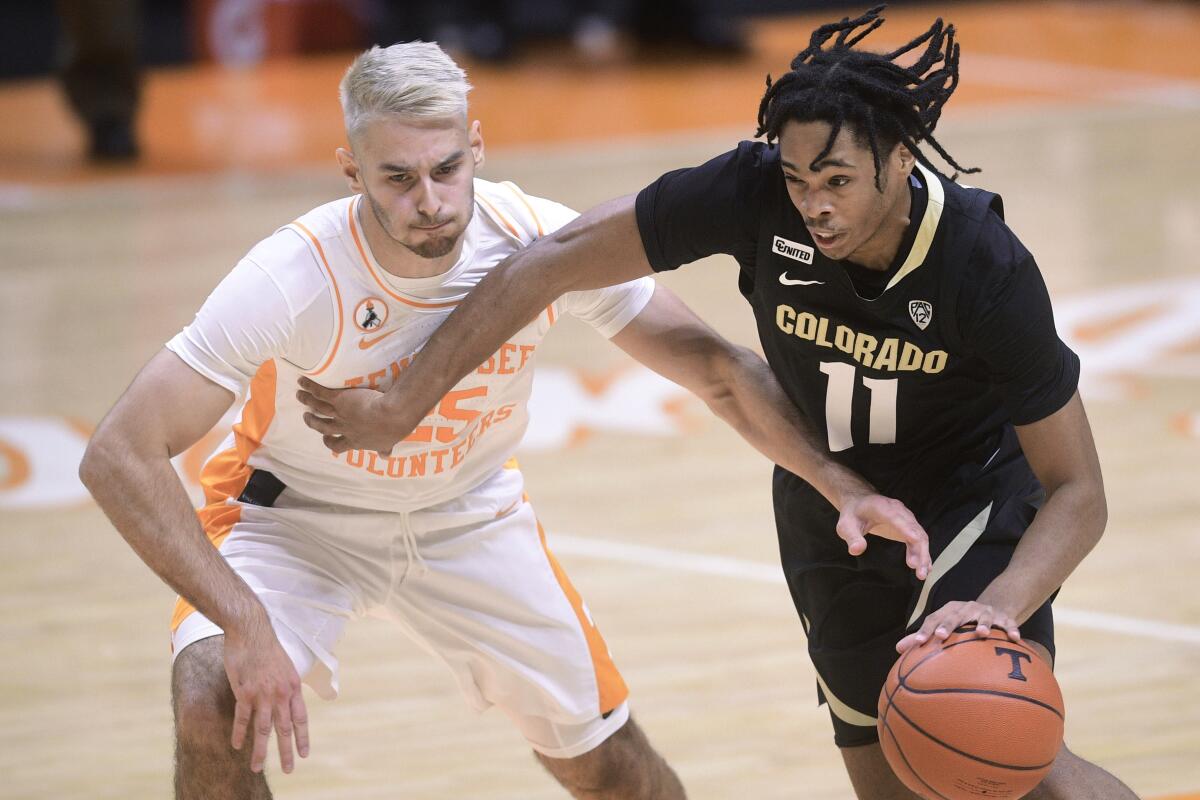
[357, 199, 465, 280]
[846, 181, 914, 272]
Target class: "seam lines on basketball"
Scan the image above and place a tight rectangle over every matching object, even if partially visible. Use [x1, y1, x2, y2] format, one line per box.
[886, 700, 1057, 771]
[879, 717, 953, 800]
[896, 685, 1064, 720]
[918, 636, 1064, 717]
[907, 502, 993, 627]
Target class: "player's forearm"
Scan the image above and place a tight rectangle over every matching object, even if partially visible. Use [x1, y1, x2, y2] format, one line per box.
[977, 479, 1107, 625]
[711, 346, 877, 510]
[379, 195, 650, 441]
[79, 431, 270, 635]
[378, 244, 563, 439]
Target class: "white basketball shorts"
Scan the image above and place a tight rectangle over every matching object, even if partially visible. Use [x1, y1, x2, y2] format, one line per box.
[171, 465, 630, 758]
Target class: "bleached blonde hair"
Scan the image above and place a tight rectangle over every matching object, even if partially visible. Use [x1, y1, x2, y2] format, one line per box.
[339, 41, 471, 139]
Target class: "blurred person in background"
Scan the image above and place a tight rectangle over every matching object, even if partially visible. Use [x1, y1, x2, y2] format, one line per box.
[56, 0, 141, 161]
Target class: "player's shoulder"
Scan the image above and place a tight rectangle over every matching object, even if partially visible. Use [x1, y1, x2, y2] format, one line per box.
[473, 178, 577, 243]
[734, 139, 782, 171]
[286, 196, 356, 246]
[935, 173, 1031, 285]
[714, 139, 783, 191]
[241, 197, 351, 297]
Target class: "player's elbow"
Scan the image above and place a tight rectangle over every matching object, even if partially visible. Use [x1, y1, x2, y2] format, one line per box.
[79, 415, 142, 498]
[1085, 482, 1108, 538]
[1057, 476, 1108, 545]
[501, 234, 581, 300]
[696, 344, 757, 419]
[78, 431, 113, 495]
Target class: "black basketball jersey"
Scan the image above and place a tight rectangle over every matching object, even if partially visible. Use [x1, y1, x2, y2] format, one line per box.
[635, 141, 1079, 514]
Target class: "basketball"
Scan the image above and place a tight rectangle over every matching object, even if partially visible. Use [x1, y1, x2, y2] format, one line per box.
[877, 627, 1065, 800]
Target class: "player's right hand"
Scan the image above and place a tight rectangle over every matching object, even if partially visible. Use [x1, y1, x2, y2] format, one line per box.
[223, 619, 310, 774]
[835, 494, 931, 580]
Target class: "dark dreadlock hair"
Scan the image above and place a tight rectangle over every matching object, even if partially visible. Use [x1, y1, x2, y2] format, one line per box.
[756, 5, 978, 190]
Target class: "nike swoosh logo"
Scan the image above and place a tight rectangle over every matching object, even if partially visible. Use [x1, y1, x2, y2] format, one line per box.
[779, 273, 824, 286]
[358, 328, 402, 350]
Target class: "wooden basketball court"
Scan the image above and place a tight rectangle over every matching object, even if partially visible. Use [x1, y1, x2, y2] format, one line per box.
[1, 2, 1198, 797]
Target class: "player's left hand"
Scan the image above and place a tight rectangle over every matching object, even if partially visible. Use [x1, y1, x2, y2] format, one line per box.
[896, 600, 1022, 653]
[297, 377, 394, 455]
[836, 494, 931, 580]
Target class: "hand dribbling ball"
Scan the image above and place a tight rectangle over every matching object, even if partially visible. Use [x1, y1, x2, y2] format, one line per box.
[878, 626, 1065, 799]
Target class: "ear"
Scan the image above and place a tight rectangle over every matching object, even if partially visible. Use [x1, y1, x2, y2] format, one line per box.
[893, 142, 916, 174]
[336, 147, 364, 193]
[469, 119, 485, 170]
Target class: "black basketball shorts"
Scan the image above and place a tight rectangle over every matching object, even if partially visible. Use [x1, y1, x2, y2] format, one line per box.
[773, 468, 1057, 748]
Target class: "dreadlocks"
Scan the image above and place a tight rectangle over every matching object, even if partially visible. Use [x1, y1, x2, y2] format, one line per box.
[756, 5, 978, 189]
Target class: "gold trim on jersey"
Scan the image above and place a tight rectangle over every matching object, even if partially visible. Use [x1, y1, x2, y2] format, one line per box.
[799, 615, 877, 727]
[883, 162, 945, 293]
[906, 502, 993, 627]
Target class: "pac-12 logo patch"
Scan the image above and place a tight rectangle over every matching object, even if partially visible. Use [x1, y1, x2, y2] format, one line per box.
[772, 235, 815, 264]
[909, 300, 933, 330]
[353, 297, 389, 332]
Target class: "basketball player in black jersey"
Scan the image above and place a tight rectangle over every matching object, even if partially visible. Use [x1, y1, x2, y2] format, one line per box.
[297, 7, 1138, 798]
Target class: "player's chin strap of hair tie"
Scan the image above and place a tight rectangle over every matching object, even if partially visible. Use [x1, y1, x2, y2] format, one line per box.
[400, 522, 430, 581]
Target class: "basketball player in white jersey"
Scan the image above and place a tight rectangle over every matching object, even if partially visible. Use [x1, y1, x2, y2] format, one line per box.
[79, 42, 931, 800]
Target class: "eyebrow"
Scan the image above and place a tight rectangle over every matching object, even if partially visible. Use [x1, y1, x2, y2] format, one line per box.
[781, 157, 855, 172]
[379, 150, 466, 174]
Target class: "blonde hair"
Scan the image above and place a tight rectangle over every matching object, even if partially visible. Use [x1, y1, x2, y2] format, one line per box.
[339, 41, 471, 138]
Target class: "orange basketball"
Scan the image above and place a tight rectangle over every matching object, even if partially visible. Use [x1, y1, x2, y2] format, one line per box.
[877, 627, 1065, 800]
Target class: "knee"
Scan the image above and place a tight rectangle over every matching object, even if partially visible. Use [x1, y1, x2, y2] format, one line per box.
[537, 748, 624, 794]
[537, 719, 655, 797]
[172, 637, 235, 744]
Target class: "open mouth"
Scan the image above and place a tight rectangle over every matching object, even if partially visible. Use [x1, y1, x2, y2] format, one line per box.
[810, 229, 843, 249]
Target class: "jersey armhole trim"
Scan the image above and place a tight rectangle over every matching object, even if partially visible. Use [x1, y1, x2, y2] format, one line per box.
[476, 192, 529, 246]
[501, 181, 547, 237]
[289, 221, 344, 377]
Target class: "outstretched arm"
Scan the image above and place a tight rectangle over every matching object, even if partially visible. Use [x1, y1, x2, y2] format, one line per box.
[298, 195, 649, 455]
[611, 286, 930, 578]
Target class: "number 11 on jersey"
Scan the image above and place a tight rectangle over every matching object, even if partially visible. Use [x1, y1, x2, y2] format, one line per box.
[818, 361, 898, 452]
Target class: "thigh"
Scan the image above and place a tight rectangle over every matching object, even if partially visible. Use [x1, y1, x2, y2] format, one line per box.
[172, 635, 236, 717]
[171, 501, 366, 701]
[774, 470, 916, 747]
[392, 497, 630, 757]
[775, 471, 1058, 747]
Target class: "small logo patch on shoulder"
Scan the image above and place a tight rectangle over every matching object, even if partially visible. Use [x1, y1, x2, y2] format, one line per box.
[909, 300, 933, 330]
[772, 235, 814, 264]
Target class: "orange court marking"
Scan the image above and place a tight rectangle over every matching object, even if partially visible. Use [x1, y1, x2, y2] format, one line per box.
[0, 437, 31, 491]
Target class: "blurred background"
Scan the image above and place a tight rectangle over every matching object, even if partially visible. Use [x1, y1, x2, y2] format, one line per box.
[2, 1, 1199, 798]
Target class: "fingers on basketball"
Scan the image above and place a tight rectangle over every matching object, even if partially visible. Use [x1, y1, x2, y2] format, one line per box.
[877, 627, 1064, 800]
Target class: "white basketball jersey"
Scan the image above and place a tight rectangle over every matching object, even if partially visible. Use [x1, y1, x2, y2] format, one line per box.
[168, 180, 654, 512]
